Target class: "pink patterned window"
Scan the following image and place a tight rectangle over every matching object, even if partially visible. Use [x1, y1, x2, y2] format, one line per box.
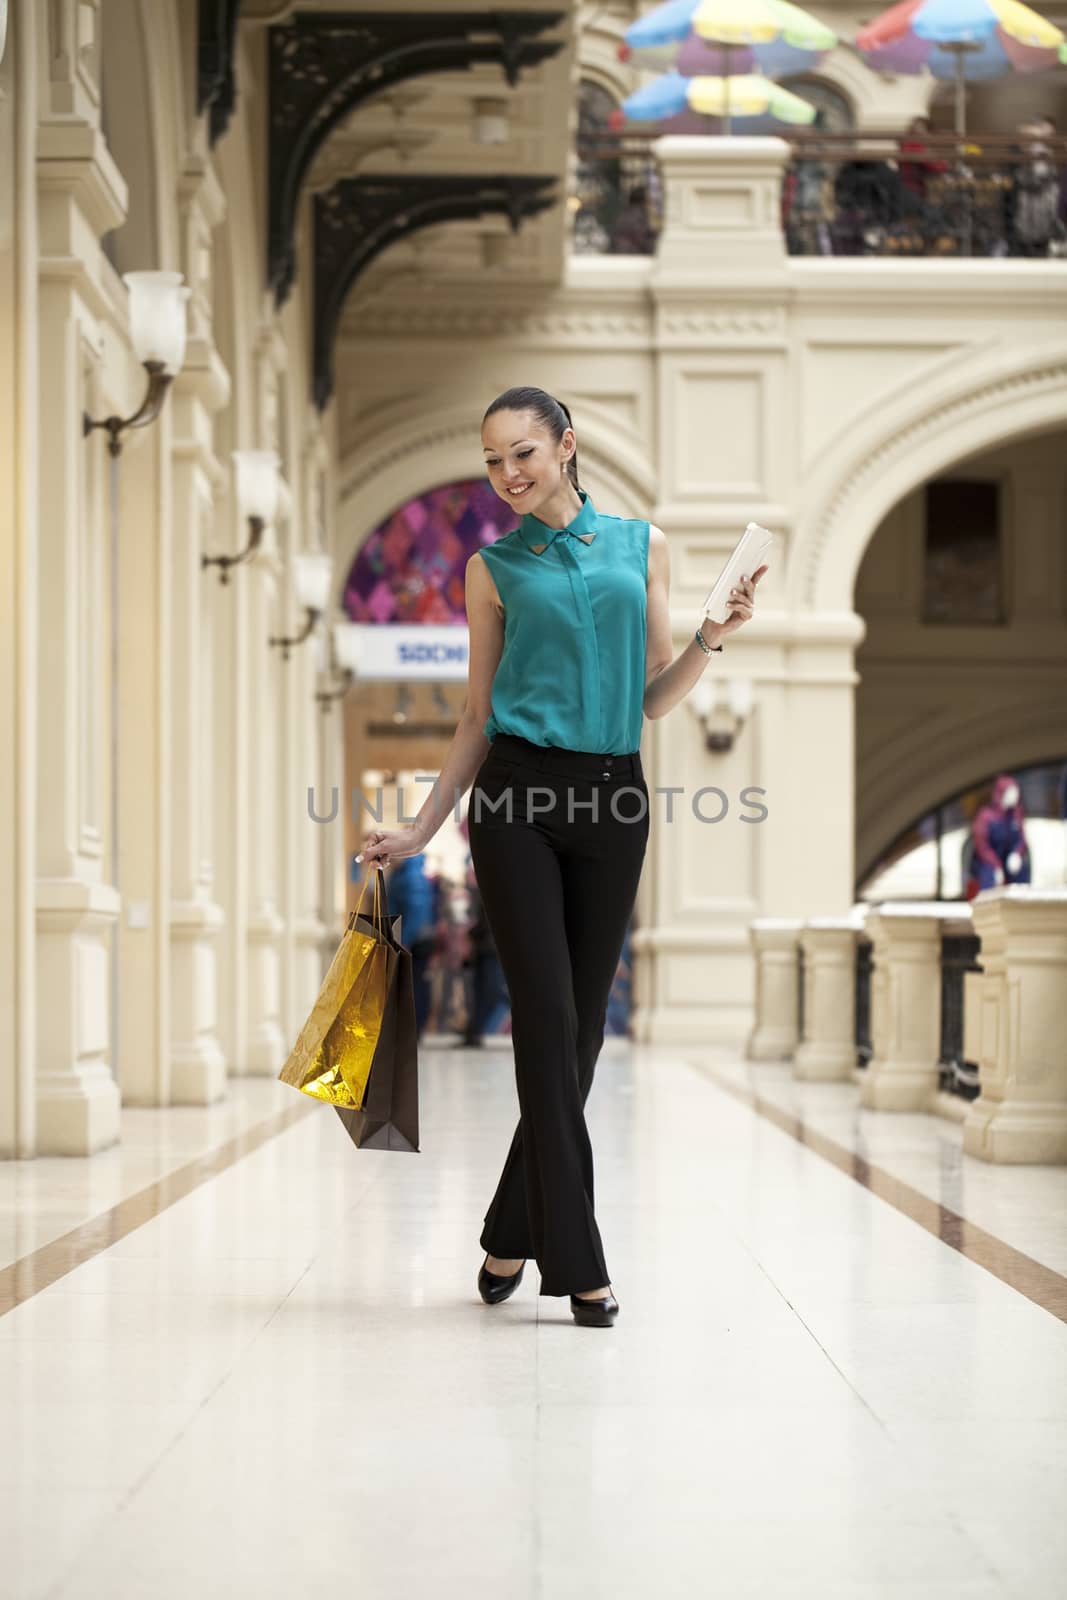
[343, 480, 516, 624]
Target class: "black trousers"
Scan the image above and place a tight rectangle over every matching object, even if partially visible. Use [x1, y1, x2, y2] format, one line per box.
[467, 733, 650, 1296]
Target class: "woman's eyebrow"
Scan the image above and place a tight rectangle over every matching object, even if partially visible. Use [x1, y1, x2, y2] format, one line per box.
[483, 440, 532, 453]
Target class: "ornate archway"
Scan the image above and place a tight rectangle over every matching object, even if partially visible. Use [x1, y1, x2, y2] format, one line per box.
[337, 392, 657, 597]
[791, 341, 1067, 613]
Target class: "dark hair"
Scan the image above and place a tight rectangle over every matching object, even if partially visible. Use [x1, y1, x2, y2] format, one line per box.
[482, 386, 581, 493]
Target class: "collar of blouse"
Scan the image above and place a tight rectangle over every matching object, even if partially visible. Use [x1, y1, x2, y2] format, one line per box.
[516, 489, 598, 554]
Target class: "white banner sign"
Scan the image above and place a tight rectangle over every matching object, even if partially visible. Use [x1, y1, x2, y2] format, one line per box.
[347, 624, 470, 682]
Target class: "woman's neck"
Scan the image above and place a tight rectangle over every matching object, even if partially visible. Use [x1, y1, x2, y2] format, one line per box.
[531, 481, 583, 531]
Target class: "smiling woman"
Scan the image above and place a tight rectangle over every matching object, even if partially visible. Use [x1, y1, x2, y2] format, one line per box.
[357, 383, 763, 1326]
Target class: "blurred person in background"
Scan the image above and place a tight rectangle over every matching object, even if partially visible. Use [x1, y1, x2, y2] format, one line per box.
[898, 115, 946, 203]
[459, 862, 509, 1047]
[1013, 117, 1064, 257]
[608, 185, 656, 255]
[385, 852, 436, 1039]
[965, 773, 1032, 900]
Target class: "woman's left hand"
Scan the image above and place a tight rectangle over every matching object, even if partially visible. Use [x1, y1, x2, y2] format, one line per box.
[712, 563, 768, 642]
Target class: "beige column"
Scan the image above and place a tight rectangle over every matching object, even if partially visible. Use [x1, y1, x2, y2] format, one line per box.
[637, 134, 862, 1043]
[0, 0, 39, 1156]
[207, 468, 250, 1075]
[35, 105, 126, 1146]
[168, 157, 231, 1104]
[292, 430, 332, 1010]
[746, 919, 801, 1060]
[861, 903, 966, 1111]
[794, 912, 864, 1081]
[963, 889, 1067, 1164]
[244, 332, 287, 1074]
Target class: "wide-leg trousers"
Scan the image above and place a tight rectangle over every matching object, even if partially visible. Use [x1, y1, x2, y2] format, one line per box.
[466, 733, 650, 1296]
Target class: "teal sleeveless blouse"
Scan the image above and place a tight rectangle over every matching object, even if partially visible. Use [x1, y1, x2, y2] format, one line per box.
[478, 490, 649, 756]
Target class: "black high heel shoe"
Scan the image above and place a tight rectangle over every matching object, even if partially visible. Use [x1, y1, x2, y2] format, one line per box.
[478, 1255, 525, 1305]
[570, 1288, 619, 1327]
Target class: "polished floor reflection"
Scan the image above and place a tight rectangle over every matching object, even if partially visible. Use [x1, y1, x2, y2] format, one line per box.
[2, 1042, 1066, 1600]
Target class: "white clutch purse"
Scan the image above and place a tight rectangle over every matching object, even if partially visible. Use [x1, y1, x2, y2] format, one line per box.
[701, 523, 773, 625]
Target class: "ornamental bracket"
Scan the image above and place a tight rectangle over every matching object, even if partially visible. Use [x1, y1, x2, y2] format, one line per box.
[268, 8, 565, 304]
[312, 173, 558, 409]
[197, 0, 243, 147]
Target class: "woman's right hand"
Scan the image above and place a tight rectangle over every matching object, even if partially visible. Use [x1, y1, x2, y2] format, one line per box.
[357, 826, 425, 870]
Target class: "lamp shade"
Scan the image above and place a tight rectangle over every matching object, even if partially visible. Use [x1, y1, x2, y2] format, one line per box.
[294, 550, 333, 613]
[232, 450, 280, 525]
[332, 621, 362, 673]
[728, 675, 754, 720]
[122, 271, 190, 375]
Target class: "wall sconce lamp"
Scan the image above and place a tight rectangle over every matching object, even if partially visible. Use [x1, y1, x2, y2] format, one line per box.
[269, 551, 333, 661]
[690, 674, 753, 754]
[83, 271, 189, 455]
[392, 684, 413, 725]
[315, 620, 360, 713]
[202, 450, 280, 584]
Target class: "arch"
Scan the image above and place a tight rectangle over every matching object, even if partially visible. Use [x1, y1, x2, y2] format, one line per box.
[856, 697, 1067, 884]
[337, 392, 658, 605]
[791, 339, 1067, 614]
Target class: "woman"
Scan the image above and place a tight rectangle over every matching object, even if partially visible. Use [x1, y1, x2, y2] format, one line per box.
[358, 387, 765, 1326]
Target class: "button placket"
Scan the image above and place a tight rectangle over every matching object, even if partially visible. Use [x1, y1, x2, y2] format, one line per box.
[556, 535, 602, 752]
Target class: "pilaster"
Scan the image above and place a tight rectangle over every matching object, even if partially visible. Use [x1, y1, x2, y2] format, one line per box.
[963, 890, 1067, 1164]
[34, 85, 126, 1145]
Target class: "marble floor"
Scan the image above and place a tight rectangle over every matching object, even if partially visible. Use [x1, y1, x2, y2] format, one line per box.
[2, 1040, 1066, 1600]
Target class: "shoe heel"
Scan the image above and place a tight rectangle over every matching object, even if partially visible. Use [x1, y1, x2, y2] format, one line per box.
[570, 1290, 619, 1327]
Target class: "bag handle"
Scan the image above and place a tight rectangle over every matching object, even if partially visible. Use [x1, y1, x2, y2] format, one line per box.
[349, 863, 385, 930]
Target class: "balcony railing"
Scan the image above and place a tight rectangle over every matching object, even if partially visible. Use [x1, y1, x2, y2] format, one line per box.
[574, 131, 1067, 261]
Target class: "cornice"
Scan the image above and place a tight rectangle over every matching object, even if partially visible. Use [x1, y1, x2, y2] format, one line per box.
[341, 300, 651, 342]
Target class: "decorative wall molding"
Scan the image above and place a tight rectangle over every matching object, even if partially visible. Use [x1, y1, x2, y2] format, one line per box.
[313, 173, 558, 409]
[796, 347, 1067, 610]
[342, 303, 651, 341]
[657, 306, 785, 339]
[267, 8, 565, 304]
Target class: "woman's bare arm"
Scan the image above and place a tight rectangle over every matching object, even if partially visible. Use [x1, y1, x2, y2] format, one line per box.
[358, 553, 504, 867]
[642, 523, 762, 721]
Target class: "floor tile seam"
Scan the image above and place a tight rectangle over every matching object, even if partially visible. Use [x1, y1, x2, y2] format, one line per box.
[0, 1097, 319, 1317]
[684, 1056, 1067, 1327]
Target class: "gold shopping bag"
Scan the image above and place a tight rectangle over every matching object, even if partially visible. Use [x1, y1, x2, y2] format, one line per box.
[278, 867, 393, 1109]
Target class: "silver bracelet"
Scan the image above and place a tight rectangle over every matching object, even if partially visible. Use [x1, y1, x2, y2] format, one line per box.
[694, 626, 723, 657]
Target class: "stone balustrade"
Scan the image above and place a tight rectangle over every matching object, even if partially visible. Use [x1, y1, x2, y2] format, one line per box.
[860, 903, 974, 1112]
[745, 890, 1067, 1163]
[794, 909, 868, 1082]
[962, 888, 1067, 1165]
[746, 919, 802, 1061]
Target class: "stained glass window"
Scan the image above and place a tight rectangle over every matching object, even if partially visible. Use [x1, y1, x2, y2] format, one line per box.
[342, 479, 518, 625]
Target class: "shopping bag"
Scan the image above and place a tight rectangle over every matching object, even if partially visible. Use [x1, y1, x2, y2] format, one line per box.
[278, 867, 393, 1109]
[334, 876, 421, 1152]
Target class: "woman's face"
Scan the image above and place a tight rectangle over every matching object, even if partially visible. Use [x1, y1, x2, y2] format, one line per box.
[481, 410, 574, 513]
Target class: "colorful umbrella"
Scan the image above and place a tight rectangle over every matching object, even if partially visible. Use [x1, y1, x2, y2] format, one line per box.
[610, 70, 818, 131]
[856, 0, 1064, 133]
[620, 0, 836, 80]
